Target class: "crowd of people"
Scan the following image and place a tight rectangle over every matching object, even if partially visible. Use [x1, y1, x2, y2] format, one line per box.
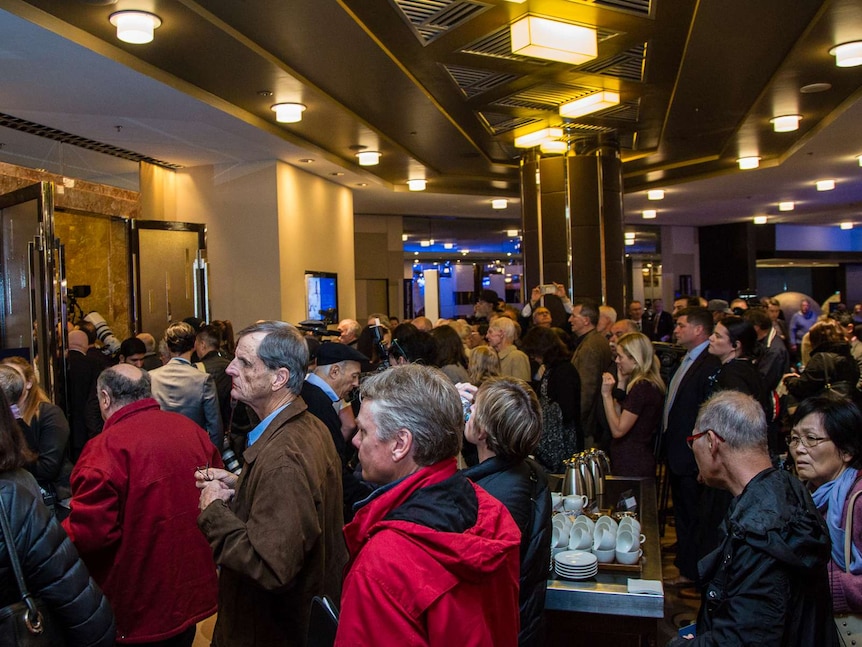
[1, 289, 862, 645]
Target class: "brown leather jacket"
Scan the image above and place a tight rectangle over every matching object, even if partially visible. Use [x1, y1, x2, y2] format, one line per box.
[198, 397, 347, 647]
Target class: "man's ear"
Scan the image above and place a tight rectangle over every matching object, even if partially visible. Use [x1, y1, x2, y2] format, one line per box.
[391, 428, 413, 463]
[328, 363, 341, 379]
[272, 367, 290, 391]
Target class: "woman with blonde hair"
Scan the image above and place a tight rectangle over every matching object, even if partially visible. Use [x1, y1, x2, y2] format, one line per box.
[601, 332, 665, 477]
[467, 345, 501, 386]
[1, 356, 73, 515]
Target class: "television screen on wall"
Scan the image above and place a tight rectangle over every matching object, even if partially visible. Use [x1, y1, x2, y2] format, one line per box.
[305, 271, 338, 324]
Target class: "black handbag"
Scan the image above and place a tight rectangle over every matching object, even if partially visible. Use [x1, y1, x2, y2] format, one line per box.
[0, 497, 66, 647]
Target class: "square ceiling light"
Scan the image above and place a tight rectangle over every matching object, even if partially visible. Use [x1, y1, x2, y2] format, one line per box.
[559, 91, 619, 119]
[510, 16, 597, 65]
[514, 127, 563, 148]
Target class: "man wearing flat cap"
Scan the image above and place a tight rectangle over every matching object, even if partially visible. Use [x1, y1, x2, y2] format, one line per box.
[303, 342, 372, 518]
[707, 299, 732, 325]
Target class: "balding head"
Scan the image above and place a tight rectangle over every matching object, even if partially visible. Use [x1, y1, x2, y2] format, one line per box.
[137, 332, 156, 353]
[97, 364, 152, 420]
[68, 329, 88, 354]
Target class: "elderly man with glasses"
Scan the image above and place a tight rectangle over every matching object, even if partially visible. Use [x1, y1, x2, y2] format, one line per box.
[667, 390, 835, 646]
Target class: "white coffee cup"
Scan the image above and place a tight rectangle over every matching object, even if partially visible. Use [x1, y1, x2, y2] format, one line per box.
[563, 494, 589, 514]
[573, 515, 595, 532]
[593, 528, 616, 551]
[615, 548, 643, 565]
[595, 515, 618, 532]
[568, 526, 593, 551]
[593, 547, 616, 563]
[618, 517, 641, 535]
[552, 525, 570, 548]
[551, 493, 563, 511]
[616, 530, 645, 553]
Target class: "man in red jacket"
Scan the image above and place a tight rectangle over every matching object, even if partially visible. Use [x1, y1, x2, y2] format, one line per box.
[336, 364, 521, 647]
[63, 364, 222, 646]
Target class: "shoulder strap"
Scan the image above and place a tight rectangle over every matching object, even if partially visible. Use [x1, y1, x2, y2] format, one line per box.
[0, 496, 43, 630]
[844, 487, 862, 573]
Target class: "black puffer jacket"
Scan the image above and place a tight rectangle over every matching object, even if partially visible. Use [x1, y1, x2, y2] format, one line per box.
[0, 469, 115, 646]
[463, 456, 551, 647]
[668, 468, 836, 646]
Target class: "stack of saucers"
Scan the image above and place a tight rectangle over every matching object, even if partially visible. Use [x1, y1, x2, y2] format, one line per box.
[553, 550, 598, 580]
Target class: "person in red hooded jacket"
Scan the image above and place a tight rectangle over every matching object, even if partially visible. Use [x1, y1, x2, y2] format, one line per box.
[335, 364, 521, 647]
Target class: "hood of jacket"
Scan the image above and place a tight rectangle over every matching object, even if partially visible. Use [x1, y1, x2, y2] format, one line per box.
[725, 468, 830, 574]
[344, 458, 520, 584]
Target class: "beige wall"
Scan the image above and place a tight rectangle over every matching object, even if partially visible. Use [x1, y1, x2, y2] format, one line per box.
[354, 214, 404, 320]
[164, 160, 354, 331]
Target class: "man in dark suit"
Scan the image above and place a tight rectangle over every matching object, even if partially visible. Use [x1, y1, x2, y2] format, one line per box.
[649, 298, 674, 342]
[661, 307, 721, 587]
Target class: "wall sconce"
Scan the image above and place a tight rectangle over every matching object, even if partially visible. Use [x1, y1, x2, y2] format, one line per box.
[737, 156, 760, 170]
[510, 15, 597, 65]
[109, 11, 162, 44]
[830, 42, 862, 67]
[770, 115, 801, 132]
[271, 103, 306, 123]
[559, 91, 620, 118]
[407, 179, 426, 191]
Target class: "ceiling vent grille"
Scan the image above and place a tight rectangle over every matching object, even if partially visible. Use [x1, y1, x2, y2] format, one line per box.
[477, 112, 541, 135]
[462, 24, 621, 62]
[578, 44, 646, 82]
[494, 83, 597, 111]
[443, 65, 517, 98]
[0, 113, 181, 169]
[594, 0, 651, 17]
[597, 100, 640, 121]
[393, 0, 491, 44]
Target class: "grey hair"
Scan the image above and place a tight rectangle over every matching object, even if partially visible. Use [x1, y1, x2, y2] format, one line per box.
[489, 316, 517, 343]
[98, 366, 152, 408]
[360, 364, 462, 466]
[236, 321, 308, 395]
[312, 361, 349, 379]
[695, 390, 767, 451]
[0, 365, 25, 405]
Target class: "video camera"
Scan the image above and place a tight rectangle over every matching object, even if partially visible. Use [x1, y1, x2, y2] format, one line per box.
[296, 320, 340, 339]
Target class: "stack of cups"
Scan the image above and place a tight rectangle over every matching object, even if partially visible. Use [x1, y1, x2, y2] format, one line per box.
[615, 517, 644, 565]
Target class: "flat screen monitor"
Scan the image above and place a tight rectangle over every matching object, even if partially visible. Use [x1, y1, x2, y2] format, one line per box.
[305, 272, 338, 324]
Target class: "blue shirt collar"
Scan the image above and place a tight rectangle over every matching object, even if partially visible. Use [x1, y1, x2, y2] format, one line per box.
[688, 339, 710, 361]
[306, 372, 339, 403]
[247, 402, 292, 447]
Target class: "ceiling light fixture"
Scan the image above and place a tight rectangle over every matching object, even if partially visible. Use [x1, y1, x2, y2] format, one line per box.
[510, 16, 597, 65]
[642, 209, 657, 219]
[492, 199, 509, 210]
[402, 234, 408, 241]
[407, 179, 426, 191]
[444, 243, 455, 249]
[109, 10, 162, 44]
[737, 156, 760, 170]
[647, 189, 665, 201]
[770, 115, 801, 132]
[559, 90, 620, 119]
[753, 215, 768, 225]
[840, 222, 854, 230]
[778, 201, 795, 212]
[356, 150, 381, 166]
[271, 103, 306, 123]
[540, 140, 567, 155]
[514, 127, 563, 149]
[506, 229, 519, 237]
[816, 179, 836, 191]
[857, 154, 862, 166]
[420, 240, 431, 247]
[624, 232, 636, 239]
[830, 41, 862, 67]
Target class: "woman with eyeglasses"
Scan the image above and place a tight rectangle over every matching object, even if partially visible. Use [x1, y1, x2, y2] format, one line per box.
[0, 387, 115, 645]
[789, 392, 862, 615]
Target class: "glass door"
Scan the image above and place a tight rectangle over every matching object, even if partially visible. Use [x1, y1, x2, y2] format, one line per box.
[0, 182, 62, 401]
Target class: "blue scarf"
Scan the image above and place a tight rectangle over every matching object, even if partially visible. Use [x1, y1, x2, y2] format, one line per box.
[811, 467, 862, 573]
